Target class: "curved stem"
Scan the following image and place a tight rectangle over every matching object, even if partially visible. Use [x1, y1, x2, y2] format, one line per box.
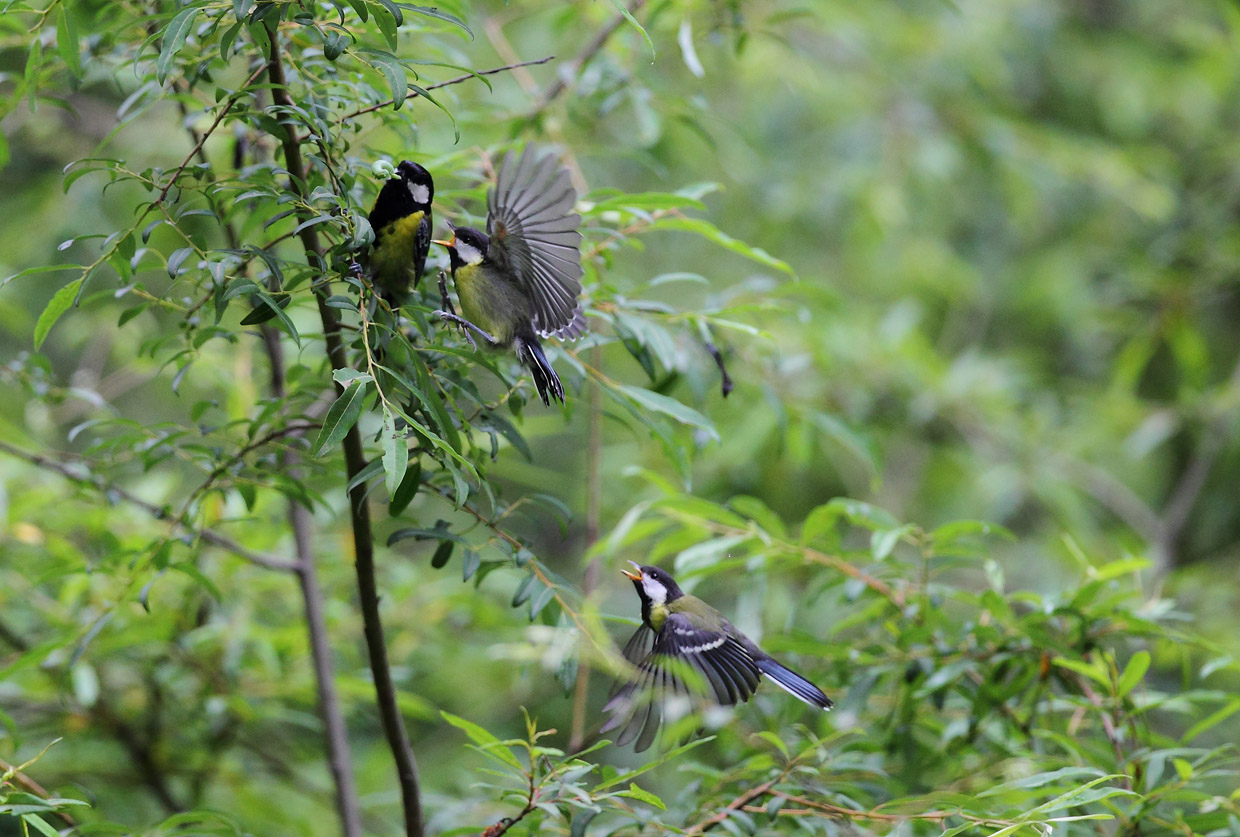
[264, 23, 424, 837]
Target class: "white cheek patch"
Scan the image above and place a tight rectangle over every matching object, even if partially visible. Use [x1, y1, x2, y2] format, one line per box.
[407, 182, 430, 204]
[641, 575, 667, 605]
[455, 242, 483, 264]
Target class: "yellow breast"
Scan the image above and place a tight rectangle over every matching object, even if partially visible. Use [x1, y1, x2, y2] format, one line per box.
[370, 210, 424, 289]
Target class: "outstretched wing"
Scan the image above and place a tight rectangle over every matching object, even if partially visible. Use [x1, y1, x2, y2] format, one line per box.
[486, 146, 583, 339]
[601, 613, 761, 752]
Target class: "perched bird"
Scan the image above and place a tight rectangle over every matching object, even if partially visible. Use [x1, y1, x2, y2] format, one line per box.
[434, 146, 584, 406]
[603, 562, 833, 752]
[367, 160, 434, 304]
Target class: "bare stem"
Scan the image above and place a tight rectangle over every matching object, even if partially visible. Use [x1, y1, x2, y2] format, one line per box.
[264, 23, 424, 837]
[260, 323, 364, 837]
[0, 440, 296, 573]
[341, 56, 555, 121]
[568, 344, 603, 751]
[533, 0, 647, 112]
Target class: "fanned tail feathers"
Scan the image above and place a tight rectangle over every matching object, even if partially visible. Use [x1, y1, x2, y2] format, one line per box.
[515, 335, 564, 406]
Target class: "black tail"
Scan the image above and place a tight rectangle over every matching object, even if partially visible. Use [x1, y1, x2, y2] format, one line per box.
[756, 658, 833, 710]
[515, 335, 564, 406]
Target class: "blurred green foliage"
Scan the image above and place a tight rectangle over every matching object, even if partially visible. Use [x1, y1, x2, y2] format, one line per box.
[1, 0, 1239, 834]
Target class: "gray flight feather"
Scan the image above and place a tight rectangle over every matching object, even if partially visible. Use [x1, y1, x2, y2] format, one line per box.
[486, 146, 585, 340]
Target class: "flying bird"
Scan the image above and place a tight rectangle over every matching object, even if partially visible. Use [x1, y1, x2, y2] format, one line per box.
[435, 146, 585, 405]
[603, 562, 833, 752]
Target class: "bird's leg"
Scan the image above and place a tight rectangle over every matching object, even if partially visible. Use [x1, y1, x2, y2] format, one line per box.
[434, 311, 498, 350]
[437, 269, 456, 317]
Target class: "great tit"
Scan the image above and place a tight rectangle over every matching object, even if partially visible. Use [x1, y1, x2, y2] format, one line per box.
[434, 146, 585, 406]
[367, 160, 434, 304]
[602, 562, 833, 752]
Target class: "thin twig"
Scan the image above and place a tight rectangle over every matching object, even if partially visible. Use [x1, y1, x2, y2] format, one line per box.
[532, 0, 647, 113]
[155, 63, 268, 206]
[341, 56, 555, 121]
[0, 756, 78, 828]
[683, 778, 779, 835]
[1153, 357, 1240, 572]
[569, 343, 604, 752]
[260, 321, 364, 837]
[0, 440, 297, 573]
[264, 24, 424, 837]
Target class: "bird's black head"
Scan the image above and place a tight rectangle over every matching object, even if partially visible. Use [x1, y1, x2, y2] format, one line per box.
[394, 160, 434, 209]
[621, 561, 684, 608]
[440, 225, 489, 270]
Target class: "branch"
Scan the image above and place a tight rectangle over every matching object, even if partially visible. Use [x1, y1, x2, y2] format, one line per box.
[155, 63, 268, 206]
[0, 756, 78, 829]
[0, 440, 297, 573]
[569, 344, 603, 752]
[260, 325, 363, 836]
[341, 56, 555, 121]
[533, 0, 647, 112]
[0, 621, 187, 813]
[264, 25, 424, 837]
[683, 778, 779, 835]
[1153, 356, 1240, 571]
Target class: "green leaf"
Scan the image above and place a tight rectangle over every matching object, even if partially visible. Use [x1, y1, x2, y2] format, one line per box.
[396, 3, 472, 38]
[622, 782, 666, 810]
[977, 766, 1107, 797]
[389, 460, 422, 515]
[529, 584, 555, 620]
[605, 0, 653, 58]
[34, 277, 84, 348]
[511, 574, 535, 607]
[22, 814, 60, 837]
[364, 49, 407, 109]
[1115, 650, 1150, 698]
[56, 4, 81, 77]
[616, 384, 718, 441]
[440, 711, 524, 769]
[652, 216, 794, 276]
[381, 409, 408, 495]
[158, 5, 201, 84]
[430, 540, 454, 569]
[1181, 698, 1240, 743]
[313, 381, 371, 457]
[372, 0, 400, 49]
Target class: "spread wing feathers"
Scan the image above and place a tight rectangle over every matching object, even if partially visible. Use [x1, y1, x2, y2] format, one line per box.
[602, 614, 761, 751]
[487, 146, 584, 338]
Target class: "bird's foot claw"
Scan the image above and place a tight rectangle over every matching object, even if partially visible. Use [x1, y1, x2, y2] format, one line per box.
[435, 310, 478, 349]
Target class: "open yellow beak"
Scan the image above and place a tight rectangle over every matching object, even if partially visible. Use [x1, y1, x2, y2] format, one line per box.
[621, 560, 642, 581]
[431, 235, 454, 247]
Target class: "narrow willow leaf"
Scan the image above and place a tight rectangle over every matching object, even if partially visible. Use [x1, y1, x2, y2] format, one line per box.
[313, 380, 371, 457]
[617, 384, 718, 441]
[1116, 650, 1151, 698]
[34, 277, 84, 348]
[158, 5, 201, 84]
[56, 4, 81, 77]
[381, 409, 408, 495]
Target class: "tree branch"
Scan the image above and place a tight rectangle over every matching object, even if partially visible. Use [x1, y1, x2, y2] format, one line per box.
[532, 0, 647, 113]
[264, 24, 424, 837]
[0, 440, 297, 573]
[260, 322, 364, 837]
[0, 756, 78, 828]
[1153, 357, 1240, 572]
[569, 344, 603, 752]
[683, 778, 779, 835]
[341, 56, 555, 121]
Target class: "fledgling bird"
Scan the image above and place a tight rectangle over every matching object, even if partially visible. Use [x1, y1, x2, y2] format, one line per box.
[434, 146, 585, 406]
[367, 160, 434, 304]
[603, 562, 833, 753]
